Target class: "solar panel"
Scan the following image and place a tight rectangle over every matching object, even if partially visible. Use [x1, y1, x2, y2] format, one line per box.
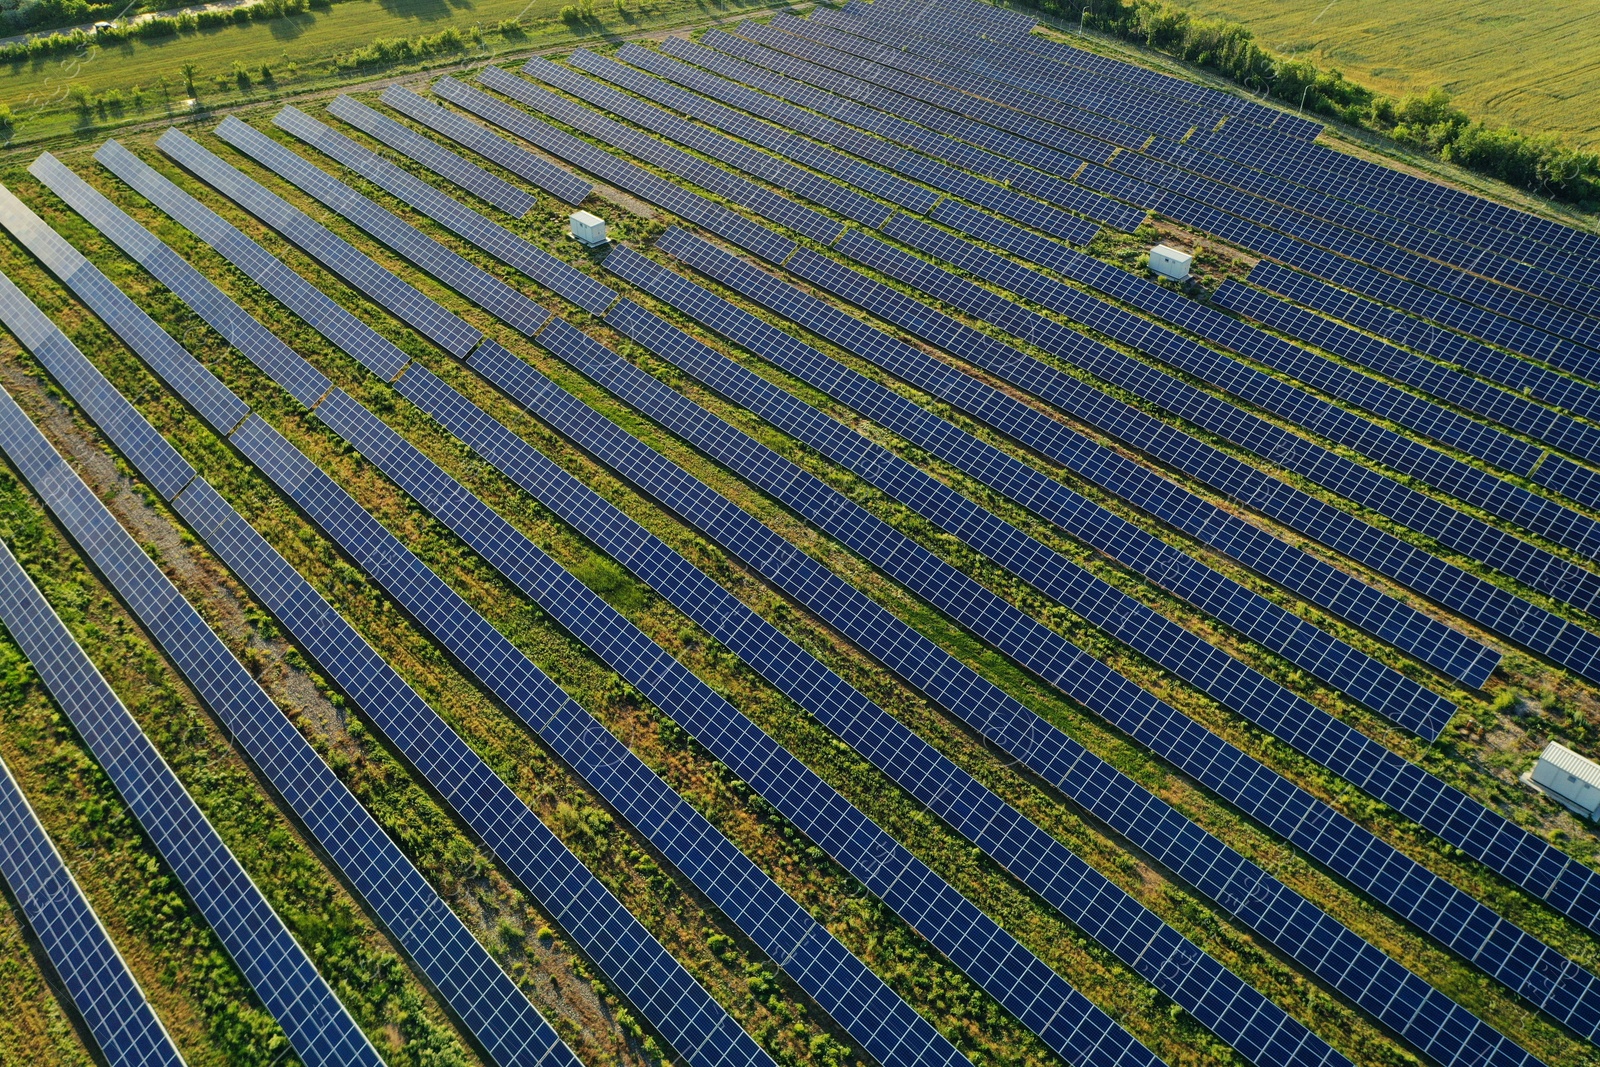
[674, 31, 1142, 231]
[1212, 279, 1600, 469]
[473, 310, 1594, 1048]
[803, 234, 1600, 943]
[616, 41, 1100, 246]
[81, 136, 1145, 1067]
[1, 177, 593, 1067]
[51, 150, 781, 1067]
[373, 83, 593, 204]
[157, 125, 483, 358]
[0, 284, 383, 1067]
[925, 196, 1567, 475]
[377, 338, 1356, 1067]
[292, 105, 618, 316]
[476, 65, 847, 248]
[592, 286, 1543, 1067]
[822, 5, 1600, 295]
[233, 409, 782, 1067]
[837, 224, 1600, 622]
[649, 225, 1455, 734]
[327, 93, 538, 217]
[431, 74, 797, 265]
[214, 114, 551, 338]
[315, 378, 1155, 1067]
[0, 749, 185, 1067]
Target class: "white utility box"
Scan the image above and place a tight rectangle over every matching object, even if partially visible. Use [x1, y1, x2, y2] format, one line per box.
[570, 210, 609, 247]
[1525, 741, 1600, 819]
[1148, 243, 1193, 281]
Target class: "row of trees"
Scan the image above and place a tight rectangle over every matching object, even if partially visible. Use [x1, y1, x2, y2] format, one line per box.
[1036, 0, 1600, 210]
[1, 0, 331, 64]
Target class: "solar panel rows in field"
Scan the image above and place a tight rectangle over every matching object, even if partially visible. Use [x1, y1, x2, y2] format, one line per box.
[374, 83, 593, 204]
[0, 270, 382, 1067]
[85, 138, 801, 1067]
[120, 128, 1165, 1067]
[326, 93, 538, 216]
[3, 174, 588, 1067]
[0, 732, 184, 1067]
[433, 73, 798, 263]
[276, 105, 618, 315]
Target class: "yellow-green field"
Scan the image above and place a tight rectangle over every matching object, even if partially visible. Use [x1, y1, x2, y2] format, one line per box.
[1167, 0, 1600, 149]
[0, 0, 788, 147]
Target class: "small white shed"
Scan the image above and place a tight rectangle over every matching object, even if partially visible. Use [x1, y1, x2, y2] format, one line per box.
[1527, 742, 1600, 819]
[570, 210, 609, 247]
[1148, 243, 1192, 281]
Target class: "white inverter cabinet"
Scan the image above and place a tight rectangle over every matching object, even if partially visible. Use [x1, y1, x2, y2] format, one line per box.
[570, 210, 609, 247]
[1526, 741, 1600, 819]
[1149, 243, 1193, 281]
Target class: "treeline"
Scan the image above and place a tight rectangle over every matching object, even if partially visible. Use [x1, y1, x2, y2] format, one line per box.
[1, 0, 336, 64]
[1034, 0, 1600, 211]
[1, 0, 129, 38]
[330, 18, 524, 70]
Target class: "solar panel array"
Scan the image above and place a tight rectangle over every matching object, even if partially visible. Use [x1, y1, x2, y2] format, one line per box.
[1, 174, 586, 1067]
[326, 92, 538, 217]
[4, 0, 1600, 1062]
[487, 51, 1600, 712]
[272, 105, 618, 316]
[433, 73, 798, 263]
[435, 29, 1600, 985]
[646, 225, 1452, 732]
[814, 3, 1599, 302]
[0, 269, 384, 1067]
[372, 83, 593, 205]
[231, 104, 1542, 1067]
[0, 736, 184, 1067]
[84, 140, 788, 1067]
[153, 123, 1189, 1067]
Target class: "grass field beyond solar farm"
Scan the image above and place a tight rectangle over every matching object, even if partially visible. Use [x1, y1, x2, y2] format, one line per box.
[1166, 0, 1600, 149]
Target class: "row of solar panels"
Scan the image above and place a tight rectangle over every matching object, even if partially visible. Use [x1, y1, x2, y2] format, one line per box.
[1, 10, 1597, 1067]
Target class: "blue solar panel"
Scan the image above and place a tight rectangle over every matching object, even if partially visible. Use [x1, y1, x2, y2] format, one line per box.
[471, 309, 1596, 1051]
[0, 281, 382, 1067]
[431, 74, 797, 264]
[921, 199, 1550, 477]
[327, 93, 538, 217]
[642, 227, 1455, 737]
[524, 54, 897, 227]
[3, 174, 590, 1067]
[290, 105, 618, 316]
[1212, 280, 1600, 469]
[836, 225, 1600, 622]
[615, 42, 1099, 246]
[56, 150, 784, 1067]
[214, 114, 551, 338]
[372, 83, 594, 205]
[83, 136, 1149, 1067]
[1248, 261, 1600, 423]
[695, 29, 1146, 230]
[797, 236, 1600, 943]
[588, 285, 1544, 1067]
[0, 748, 185, 1067]
[819, 4, 1600, 300]
[157, 125, 484, 358]
[384, 343, 1355, 1067]
[477, 65, 847, 248]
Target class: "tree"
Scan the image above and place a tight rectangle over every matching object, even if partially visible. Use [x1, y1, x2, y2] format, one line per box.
[180, 62, 198, 97]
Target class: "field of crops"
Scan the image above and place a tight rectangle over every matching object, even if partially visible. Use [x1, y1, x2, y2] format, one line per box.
[1, 3, 1600, 1067]
[1166, 0, 1600, 149]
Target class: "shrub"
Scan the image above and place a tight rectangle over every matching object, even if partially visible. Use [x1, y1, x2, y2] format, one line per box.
[494, 16, 524, 36]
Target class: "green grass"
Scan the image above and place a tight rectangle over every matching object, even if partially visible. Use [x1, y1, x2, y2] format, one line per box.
[0, 0, 793, 149]
[1159, 0, 1600, 150]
